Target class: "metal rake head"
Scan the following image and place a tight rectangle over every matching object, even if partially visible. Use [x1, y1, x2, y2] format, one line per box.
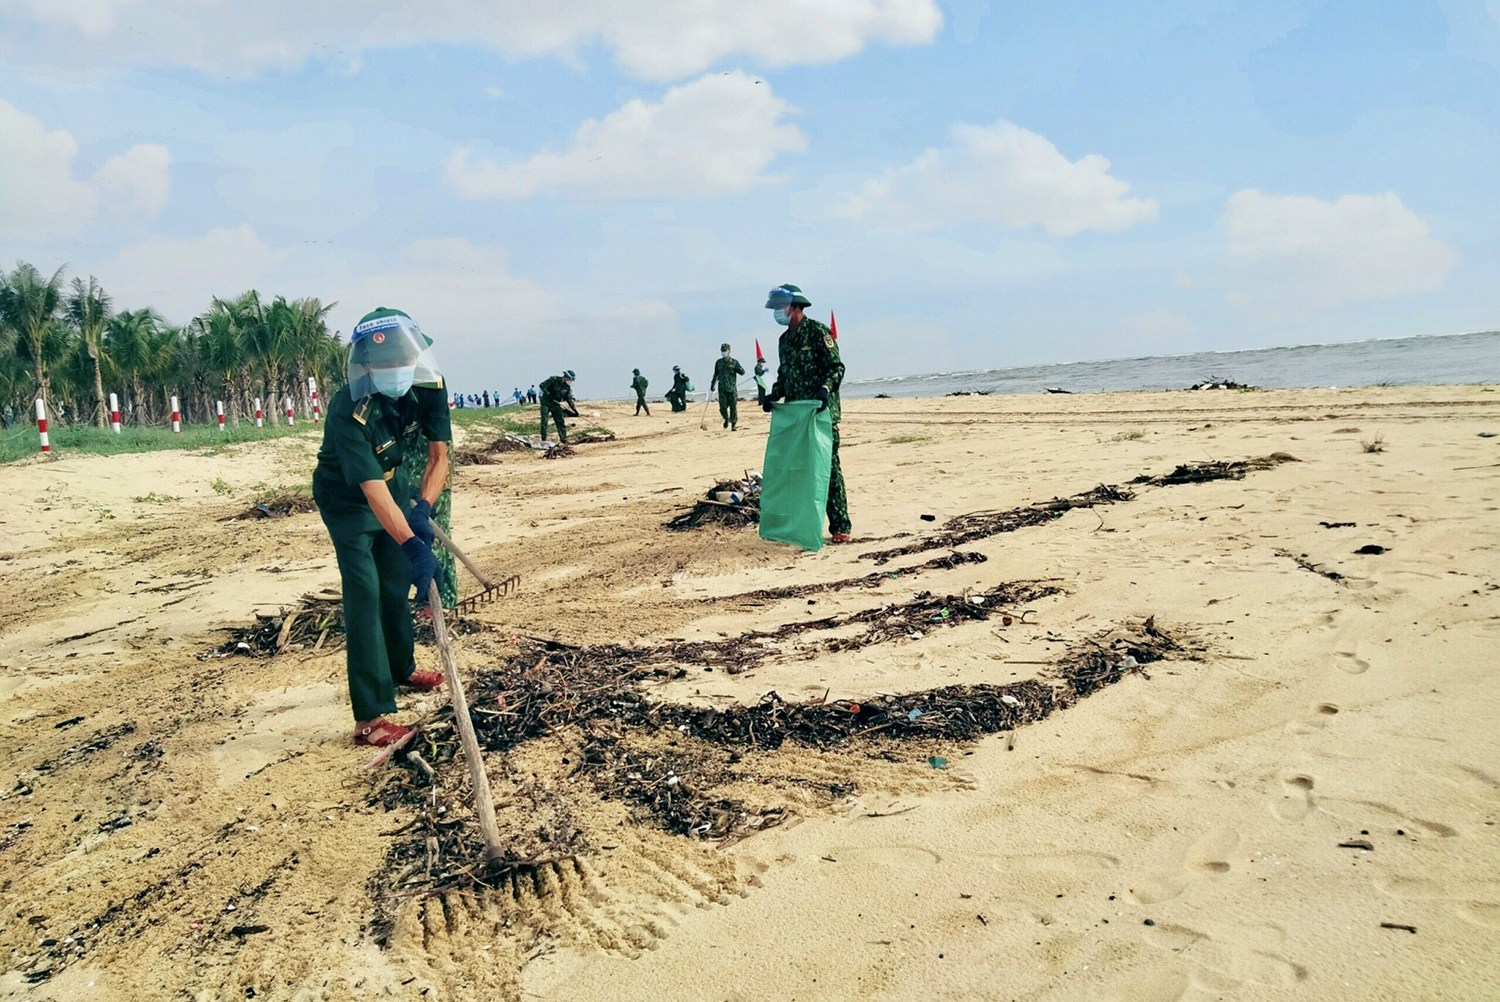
[456, 573, 522, 615]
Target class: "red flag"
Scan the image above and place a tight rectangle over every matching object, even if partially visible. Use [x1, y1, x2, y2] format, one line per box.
[830, 311, 838, 340]
[755, 338, 764, 361]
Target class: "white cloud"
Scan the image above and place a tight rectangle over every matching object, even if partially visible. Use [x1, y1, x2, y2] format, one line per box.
[1223, 189, 1458, 311]
[326, 238, 556, 349]
[107, 224, 285, 319]
[837, 120, 1159, 237]
[94, 143, 172, 219]
[0, 1, 943, 81]
[0, 99, 99, 238]
[447, 72, 806, 201]
[0, 100, 171, 239]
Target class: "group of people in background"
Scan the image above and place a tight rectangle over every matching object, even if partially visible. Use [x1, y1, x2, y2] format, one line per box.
[451, 386, 537, 409]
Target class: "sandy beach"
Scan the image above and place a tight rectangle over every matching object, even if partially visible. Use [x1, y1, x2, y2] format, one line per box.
[1, 384, 1497, 1002]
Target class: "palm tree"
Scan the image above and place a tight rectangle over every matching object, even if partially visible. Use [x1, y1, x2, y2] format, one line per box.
[103, 308, 163, 424]
[0, 262, 66, 412]
[66, 275, 113, 427]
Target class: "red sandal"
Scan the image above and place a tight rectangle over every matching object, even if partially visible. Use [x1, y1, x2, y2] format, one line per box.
[353, 718, 413, 747]
[401, 668, 444, 691]
[830, 533, 852, 544]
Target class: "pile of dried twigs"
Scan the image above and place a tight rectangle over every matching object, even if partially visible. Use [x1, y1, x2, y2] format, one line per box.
[861, 484, 1134, 564]
[1131, 453, 1297, 486]
[708, 550, 988, 603]
[371, 616, 1187, 900]
[224, 494, 317, 520]
[201, 592, 481, 659]
[665, 474, 761, 531]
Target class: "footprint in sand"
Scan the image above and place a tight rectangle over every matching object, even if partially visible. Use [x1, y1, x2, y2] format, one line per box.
[1333, 649, 1370, 674]
[1272, 774, 1318, 821]
[1376, 874, 1500, 928]
[1141, 920, 1308, 989]
[1285, 702, 1340, 736]
[1129, 828, 1237, 905]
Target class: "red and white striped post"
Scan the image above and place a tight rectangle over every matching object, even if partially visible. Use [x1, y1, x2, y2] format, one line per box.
[109, 392, 121, 432]
[170, 395, 181, 433]
[308, 376, 320, 423]
[216, 400, 225, 432]
[284, 396, 294, 426]
[35, 398, 49, 453]
[254, 397, 263, 428]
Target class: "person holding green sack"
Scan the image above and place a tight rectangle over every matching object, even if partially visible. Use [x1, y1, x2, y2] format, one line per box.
[762, 283, 851, 542]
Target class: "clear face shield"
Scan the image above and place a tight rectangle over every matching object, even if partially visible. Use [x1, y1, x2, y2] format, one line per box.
[347, 311, 442, 400]
[765, 286, 794, 326]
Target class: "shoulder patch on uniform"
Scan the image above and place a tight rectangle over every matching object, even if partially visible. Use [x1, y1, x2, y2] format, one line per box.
[823, 333, 835, 349]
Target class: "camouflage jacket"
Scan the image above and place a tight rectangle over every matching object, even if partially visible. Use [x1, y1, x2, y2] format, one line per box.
[710, 356, 745, 393]
[631, 374, 649, 395]
[772, 317, 844, 423]
[539, 375, 575, 408]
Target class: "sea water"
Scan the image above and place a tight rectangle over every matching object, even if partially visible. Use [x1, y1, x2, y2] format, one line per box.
[841, 330, 1500, 399]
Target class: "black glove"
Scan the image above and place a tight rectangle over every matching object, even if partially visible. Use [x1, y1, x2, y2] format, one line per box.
[401, 537, 443, 601]
[407, 496, 434, 547]
[814, 386, 830, 413]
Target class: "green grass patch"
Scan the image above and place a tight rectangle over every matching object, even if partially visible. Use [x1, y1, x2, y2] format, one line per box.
[887, 433, 933, 445]
[0, 420, 317, 465]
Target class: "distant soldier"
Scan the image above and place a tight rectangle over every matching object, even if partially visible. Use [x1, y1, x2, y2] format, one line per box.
[481, 390, 491, 408]
[631, 368, 651, 416]
[763, 283, 851, 542]
[710, 342, 746, 430]
[667, 366, 691, 412]
[539, 370, 580, 443]
[753, 355, 770, 406]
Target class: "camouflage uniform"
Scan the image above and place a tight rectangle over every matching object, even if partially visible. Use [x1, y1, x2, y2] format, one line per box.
[631, 373, 650, 415]
[771, 317, 850, 535]
[539, 374, 576, 443]
[710, 355, 745, 429]
[668, 370, 691, 412]
[399, 420, 457, 609]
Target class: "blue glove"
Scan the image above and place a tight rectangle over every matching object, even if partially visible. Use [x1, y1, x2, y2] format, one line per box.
[407, 496, 435, 547]
[401, 538, 443, 601]
[814, 386, 830, 413]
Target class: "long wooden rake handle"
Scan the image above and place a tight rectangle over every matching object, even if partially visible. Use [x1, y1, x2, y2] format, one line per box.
[429, 520, 496, 590]
[428, 579, 504, 862]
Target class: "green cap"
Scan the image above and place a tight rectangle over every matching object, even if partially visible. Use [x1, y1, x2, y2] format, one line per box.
[563, 370, 576, 380]
[720, 342, 731, 351]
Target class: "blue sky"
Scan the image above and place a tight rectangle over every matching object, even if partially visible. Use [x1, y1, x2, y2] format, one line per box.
[1, 0, 1496, 397]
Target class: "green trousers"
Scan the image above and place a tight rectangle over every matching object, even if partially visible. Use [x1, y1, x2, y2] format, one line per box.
[324, 520, 416, 722]
[827, 424, 851, 535]
[718, 390, 738, 428]
[635, 392, 650, 415]
[540, 400, 568, 442]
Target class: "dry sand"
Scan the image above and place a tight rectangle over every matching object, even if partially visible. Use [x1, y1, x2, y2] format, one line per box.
[1, 385, 1497, 1001]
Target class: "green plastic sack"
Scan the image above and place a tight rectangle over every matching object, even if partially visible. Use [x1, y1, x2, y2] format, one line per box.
[759, 400, 833, 551]
[685, 379, 695, 392]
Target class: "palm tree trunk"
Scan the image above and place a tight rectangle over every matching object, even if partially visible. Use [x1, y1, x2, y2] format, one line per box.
[91, 346, 108, 428]
[31, 339, 49, 413]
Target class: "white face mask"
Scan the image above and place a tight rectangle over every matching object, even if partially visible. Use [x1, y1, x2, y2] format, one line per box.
[371, 366, 416, 398]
